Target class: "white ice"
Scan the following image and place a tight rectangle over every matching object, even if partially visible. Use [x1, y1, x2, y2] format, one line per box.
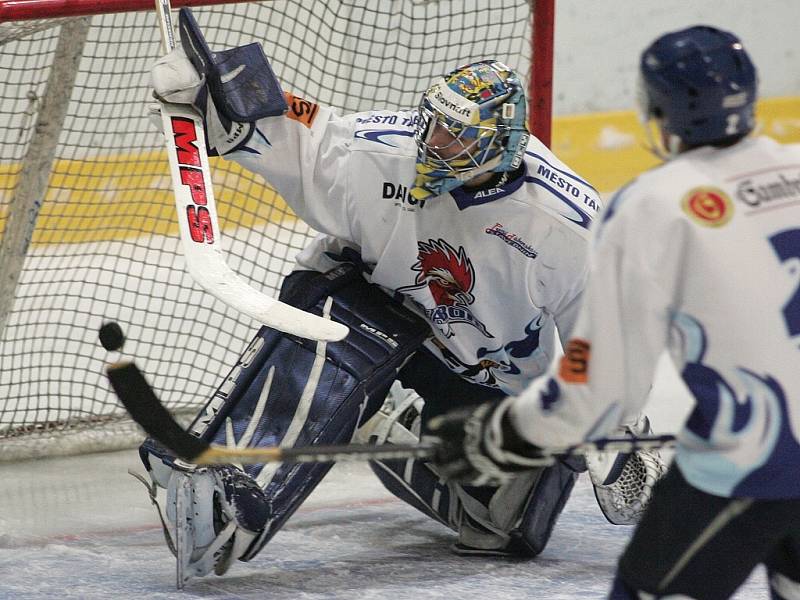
[0, 357, 768, 599]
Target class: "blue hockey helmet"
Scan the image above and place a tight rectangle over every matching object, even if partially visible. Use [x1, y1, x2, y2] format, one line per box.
[411, 60, 529, 201]
[638, 25, 757, 155]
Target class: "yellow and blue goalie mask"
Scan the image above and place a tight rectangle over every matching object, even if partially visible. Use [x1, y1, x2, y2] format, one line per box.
[411, 60, 529, 201]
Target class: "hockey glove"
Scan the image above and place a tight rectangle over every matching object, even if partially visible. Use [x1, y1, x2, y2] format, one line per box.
[149, 10, 287, 157]
[149, 46, 254, 156]
[429, 399, 548, 487]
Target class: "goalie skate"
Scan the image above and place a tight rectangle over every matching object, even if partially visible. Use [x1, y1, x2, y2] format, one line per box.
[139, 463, 269, 588]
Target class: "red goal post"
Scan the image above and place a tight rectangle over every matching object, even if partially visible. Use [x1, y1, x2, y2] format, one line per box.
[0, 0, 553, 459]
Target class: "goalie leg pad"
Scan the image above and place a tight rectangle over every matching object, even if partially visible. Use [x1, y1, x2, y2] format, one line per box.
[370, 455, 578, 556]
[363, 383, 579, 556]
[361, 384, 460, 527]
[513, 460, 580, 556]
[587, 414, 667, 525]
[141, 263, 429, 567]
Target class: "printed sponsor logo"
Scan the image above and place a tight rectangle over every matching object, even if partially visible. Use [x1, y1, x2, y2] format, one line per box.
[535, 163, 599, 211]
[222, 120, 248, 147]
[383, 181, 426, 210]
[358, 323, 399, 349]
[172, 117, 214, 243]
[510, 133, 529, 169]
[355, 113, 420, 128]
[558, 338, 590, 384]
[430, 84, 473, 119]
[681, 186, 734, 227]
[473, 187, 506, 199]
[355, 114, 398, 126]
[735, 170, 800, 210]
[284, 92, 319, 128]
[484, 222, 537, 258]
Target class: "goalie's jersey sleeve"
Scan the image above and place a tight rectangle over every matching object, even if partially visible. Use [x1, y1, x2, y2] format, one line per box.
[224, 95, 601, 396]
[510, 136, 800, 500]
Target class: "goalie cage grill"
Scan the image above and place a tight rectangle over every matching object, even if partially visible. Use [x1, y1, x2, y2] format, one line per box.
[0, 0, 550, 460]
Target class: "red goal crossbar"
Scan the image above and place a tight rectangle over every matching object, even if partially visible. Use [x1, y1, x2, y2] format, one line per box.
[0, 0, 251, 20]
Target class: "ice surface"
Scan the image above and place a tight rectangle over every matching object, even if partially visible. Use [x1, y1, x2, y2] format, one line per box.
[0, 436, 767, 598]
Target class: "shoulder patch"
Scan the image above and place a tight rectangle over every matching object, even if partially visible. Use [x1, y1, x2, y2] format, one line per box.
[284, 92, 319, 128]
[681, 186, 734, 227]
[558, 338, 590, 384]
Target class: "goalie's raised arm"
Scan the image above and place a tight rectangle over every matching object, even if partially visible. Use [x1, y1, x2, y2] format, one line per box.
[151, 11, 359, 243]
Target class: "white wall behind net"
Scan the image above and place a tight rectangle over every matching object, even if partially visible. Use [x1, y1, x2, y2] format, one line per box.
[552, 0, 800, 115]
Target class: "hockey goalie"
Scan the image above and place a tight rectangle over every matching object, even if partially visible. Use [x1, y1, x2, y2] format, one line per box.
[136, 9, 664, 585]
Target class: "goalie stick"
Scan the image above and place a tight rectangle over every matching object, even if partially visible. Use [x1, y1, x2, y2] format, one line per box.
[153, 0, 348, 343]
[106, 360, 676, 467]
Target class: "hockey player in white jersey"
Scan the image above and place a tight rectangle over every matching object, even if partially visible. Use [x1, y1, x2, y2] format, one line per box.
[431, 25, 800, 600]
[137, 13, 661, 583]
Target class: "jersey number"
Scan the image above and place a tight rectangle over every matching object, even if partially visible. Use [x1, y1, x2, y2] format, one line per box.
[769, 228, 800, 338]
[725, 114, 741, 136]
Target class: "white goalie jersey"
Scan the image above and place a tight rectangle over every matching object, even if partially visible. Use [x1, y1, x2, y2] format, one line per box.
[508, 135, 800, 500]
[227, 96, 601, 395]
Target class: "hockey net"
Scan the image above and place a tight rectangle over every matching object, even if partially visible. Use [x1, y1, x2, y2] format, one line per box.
[0, 0, 546, 460]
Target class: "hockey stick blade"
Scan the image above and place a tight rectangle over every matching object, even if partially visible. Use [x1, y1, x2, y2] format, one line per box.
[107, 361, 208, 461]
[106, 360, 435, 465]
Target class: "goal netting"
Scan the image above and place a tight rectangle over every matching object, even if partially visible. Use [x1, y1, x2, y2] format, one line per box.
[0, 0, 543, 460]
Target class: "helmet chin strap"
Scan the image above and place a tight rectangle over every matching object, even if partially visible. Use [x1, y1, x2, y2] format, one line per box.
[641, 116, 680, 161]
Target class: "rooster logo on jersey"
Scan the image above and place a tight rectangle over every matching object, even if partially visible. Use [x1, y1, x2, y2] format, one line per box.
[398, 239, 492, 338]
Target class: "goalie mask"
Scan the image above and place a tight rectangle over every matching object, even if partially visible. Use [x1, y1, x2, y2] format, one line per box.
[411, 60, 529, 201]
[638, 25, 757, 158]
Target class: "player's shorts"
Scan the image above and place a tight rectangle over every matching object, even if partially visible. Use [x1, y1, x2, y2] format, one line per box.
[614, 466, 800, 600]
